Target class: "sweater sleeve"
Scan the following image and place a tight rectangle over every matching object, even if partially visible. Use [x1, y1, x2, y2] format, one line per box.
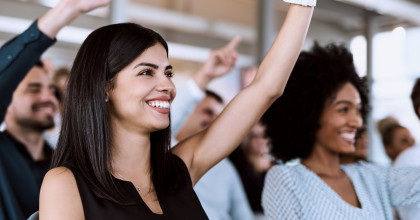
[0, 21, 56, 122]
[388, 166, 420, 207]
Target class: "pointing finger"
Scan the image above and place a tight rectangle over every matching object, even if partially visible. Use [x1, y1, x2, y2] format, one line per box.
[227, 36, 242, 49]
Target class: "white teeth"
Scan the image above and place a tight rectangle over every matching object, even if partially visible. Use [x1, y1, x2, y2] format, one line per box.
[340, 132, 355, 140]
[148, 101, 170, 109]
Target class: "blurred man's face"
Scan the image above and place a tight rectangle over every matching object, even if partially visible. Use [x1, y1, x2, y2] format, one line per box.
[176, 95, 224, 141]
[190, 96, 224, 132]
[8, 66, 59, 131]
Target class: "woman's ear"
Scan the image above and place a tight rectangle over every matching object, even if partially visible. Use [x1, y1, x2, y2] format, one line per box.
[105, 82, 112, 103]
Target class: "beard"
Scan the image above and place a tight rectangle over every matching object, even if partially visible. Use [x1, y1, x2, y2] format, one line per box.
[16, 104, 56, 131]
[16, 116, 55, 131]
[27, 102, 56, 130]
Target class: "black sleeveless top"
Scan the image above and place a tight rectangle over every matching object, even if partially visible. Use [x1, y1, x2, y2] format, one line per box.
[69, 154, 208, 220]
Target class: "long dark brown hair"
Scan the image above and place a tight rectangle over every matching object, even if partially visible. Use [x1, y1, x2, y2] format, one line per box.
[51, 23, 171, 203]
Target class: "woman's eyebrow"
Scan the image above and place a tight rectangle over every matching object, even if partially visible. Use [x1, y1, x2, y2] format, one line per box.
[133, 62, 159, 70]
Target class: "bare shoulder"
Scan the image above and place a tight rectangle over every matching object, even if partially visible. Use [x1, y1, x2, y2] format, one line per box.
[41, 167, 78, 193]
[44, 166, 73, 179]
[39, 167, 84, 220]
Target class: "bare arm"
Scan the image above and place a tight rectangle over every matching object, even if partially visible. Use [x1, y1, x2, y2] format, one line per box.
[172, 3, 315, 185]
[37, 0, 111, 39]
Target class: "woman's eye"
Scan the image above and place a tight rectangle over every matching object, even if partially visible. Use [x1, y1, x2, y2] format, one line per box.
[165, 71, 174, 78]
[138, 69, 152, 76]
[338, 107, 349, 113]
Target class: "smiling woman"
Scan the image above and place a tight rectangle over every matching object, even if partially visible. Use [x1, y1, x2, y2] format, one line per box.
[261, 43, 420, 220]
[107, 43, 175, 132]
[315, 82, 363, 154]
[38, 1, 316, 220]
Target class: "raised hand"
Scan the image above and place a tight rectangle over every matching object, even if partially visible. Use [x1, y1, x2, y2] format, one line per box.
[65, 0, 112, 13]
[38, 0, 112, 39]
[194, 36, 241, 90]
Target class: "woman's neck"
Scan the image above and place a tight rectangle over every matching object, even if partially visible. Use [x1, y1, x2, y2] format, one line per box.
[339, 155, 360, 165]
[110, 121, 152, 176]
[301, 145, 342, 177]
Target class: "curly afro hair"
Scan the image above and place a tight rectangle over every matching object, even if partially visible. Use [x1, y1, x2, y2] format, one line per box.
[262, 42, 369, 162]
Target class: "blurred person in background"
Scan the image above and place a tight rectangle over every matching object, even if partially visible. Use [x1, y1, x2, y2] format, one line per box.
[0, 61, 58, 219]
[229, 120, 274, 217]
[376, 116, 415, 162]
[174, 90, 226, 145]
[0, 0, 111, 219]
[51, 67, 70, 115]
[44, 67, 71, 148]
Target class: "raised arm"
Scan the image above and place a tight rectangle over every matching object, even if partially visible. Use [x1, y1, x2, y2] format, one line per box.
[172, 1, 315, 185]
[0, 0, 111, 122]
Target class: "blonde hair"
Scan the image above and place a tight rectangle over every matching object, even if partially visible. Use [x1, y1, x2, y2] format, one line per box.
[376, 116, 400, 137]
[377, 115, 408, 151]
